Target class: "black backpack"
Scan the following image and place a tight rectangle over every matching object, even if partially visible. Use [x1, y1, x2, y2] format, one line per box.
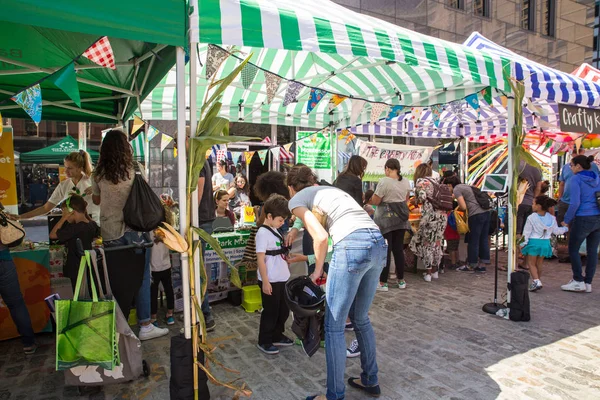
[470, 186, 492, 210]
[508, 270, 531, 322]
[123, 163, 165, 232]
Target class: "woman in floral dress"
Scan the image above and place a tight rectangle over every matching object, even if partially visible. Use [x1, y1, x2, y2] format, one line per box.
[409, 164, 448, 282]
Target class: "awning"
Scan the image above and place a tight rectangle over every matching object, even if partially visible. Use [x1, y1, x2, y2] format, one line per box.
[573, 63, 600, 83]
[20, 135, 99, 164]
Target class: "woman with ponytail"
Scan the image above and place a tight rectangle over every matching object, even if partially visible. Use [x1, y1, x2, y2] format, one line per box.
[16, 150, 99, 224]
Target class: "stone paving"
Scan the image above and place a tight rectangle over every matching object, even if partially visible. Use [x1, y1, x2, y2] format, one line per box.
[2, 247, 600, 399]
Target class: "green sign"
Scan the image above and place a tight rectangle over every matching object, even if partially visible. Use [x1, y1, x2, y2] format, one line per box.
[482, 174, 508, 193]
[297, 131, 331, 169]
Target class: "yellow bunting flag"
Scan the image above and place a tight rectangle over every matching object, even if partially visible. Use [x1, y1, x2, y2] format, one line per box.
[338, 129, 349, 140]
[205, 149, 212, 159]
[283, 143, 293, 152]
[132, 115, 144, 136]
[500, 96, 508, 108]
[345, 133, 356, 145]
[245, 151, 255, 166]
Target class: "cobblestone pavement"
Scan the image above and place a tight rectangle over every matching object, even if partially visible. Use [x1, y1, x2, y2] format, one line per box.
[2, 248, 600, 399]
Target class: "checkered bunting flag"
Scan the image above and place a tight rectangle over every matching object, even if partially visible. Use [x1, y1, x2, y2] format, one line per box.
[82, 37, 116, 70]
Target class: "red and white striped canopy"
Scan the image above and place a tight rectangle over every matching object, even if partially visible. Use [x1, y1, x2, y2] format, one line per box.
[572, 63, 600, 83]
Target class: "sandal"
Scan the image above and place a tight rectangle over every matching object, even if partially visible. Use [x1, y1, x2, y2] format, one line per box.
[348, 377, 381, 397]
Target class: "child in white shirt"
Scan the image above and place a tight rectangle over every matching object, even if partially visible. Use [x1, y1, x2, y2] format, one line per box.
[521, 195, 568, 292]
[150, 232, 175, 325]
[255, 195, 292, 355]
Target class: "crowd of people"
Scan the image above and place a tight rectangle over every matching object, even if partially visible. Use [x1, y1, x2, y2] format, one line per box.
[2, 131, 600, 400]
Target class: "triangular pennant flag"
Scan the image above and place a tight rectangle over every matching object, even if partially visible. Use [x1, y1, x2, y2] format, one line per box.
[245, 151, 255, 166]
[370, 103, 389, 124]
[241, 64, 259, 89]
[328, 94, 347, 111]
[544, 139, 553, 152]
[310, 134, 318, 144]
[500, 95, 508, 108]
[216, 149, 227, 163]
[385, 105, 404, 121]
[270, 147, 281, 161]
[465, 93, 480, 117]
[481, 87, 493, 107]
[12, 84, 42, 124]
[430, 104, 443, 128]
[265, 72, 282, 104]
[448, 100, 464, 120]
[82, 37, 116, 70]
[350, 100, 366, 126]
[174, 144, 178, 158]
[206, 45, 229, 80]
[147, 125, 159, 141]
[257, 149, 269, 165]
[307, 88, 327, 114]
[345, 133, 356, 145]
[338, 129, 349, 140]
[575, 137, 583, 153]
[283, 81, 304, 107]
[283, 143, 293, 152]
[132, 116, 144, 136]
[529, 102, 549, 116]
[47, 62, 81, 107]
[160, 133, 174, 152]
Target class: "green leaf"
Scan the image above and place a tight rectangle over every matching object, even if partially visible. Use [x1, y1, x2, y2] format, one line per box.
[517, 147, 542, 171]
[197, 101, 223, 135]
[192, 227, 243, 289]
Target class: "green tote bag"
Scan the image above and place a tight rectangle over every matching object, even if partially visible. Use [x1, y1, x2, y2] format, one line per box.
[55, 251, 118, 371]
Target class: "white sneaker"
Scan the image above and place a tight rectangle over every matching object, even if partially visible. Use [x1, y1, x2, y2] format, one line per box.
[561, 279, 586, 292]
[376, 283, 388, 292]
[139, 324, 169, 341]
[398, 280, 407, 289]
[431, 271, 439, 279]
[586, 283, 593, 293]
[423, 273, 432, 282]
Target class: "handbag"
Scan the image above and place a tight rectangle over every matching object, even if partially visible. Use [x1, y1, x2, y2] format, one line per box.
[64, 248, 143, 385]
[0, 210, 25, 247]
[123, 163, 165, 232]
[373, 201, 409, 235]
[55, 251, 119, 371]
[453, 208, 469, 235]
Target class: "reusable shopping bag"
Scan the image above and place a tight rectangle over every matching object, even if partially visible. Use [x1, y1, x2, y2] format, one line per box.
[454, 208, 469, 235]
[55, 251, 118, 371]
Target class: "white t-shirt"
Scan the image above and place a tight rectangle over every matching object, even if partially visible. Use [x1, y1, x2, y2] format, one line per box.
[49, 176, 100, 225]
[288, 186, 379, 245]
[150, 239, 171, 272]
[255, 227, 290, 283]
[212, 173, 234, 190]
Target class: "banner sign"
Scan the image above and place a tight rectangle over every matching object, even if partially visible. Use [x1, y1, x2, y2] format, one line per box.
[559, 104, 600, 134]
[297, 131, 332, 183]
[0, 127, 18, 213]
[358, 141, 433, 182]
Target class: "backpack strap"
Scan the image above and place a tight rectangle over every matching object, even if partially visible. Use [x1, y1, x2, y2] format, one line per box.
[258, 225, 287, 256]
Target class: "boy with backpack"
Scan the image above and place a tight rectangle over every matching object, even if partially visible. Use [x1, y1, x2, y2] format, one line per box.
[255, 195, 293, 355]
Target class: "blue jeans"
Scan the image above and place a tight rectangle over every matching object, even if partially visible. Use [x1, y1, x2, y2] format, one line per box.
[569, 215, 600, 284]
[105, 231, 152, 324]
[466, 212, 491, 267]
[198, 221, 213, 320]
[325, 229, 387, 400]
[0, 258, 35, 346]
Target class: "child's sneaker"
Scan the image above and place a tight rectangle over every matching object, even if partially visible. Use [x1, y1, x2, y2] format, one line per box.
[345, 322, 354, 331]
[431, 271, 439, 279]
[166, 316, 175, 325]
[273, 335, 294, 347]
[423, 273, 432, 282]
[456, 265, 473, 272]
[398, 280, 407, 289]
[586, 283, 592, 293]
[346, 339, 360, 358]
[257, 343, 279, 355]
[376, 283, 388, 292]
[529, 281, 542, 292]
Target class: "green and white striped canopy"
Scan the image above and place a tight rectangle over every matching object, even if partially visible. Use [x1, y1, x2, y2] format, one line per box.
[142, 0, 511, 129]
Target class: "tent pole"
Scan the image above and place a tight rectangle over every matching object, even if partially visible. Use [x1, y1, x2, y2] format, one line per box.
[176, 47, 191, 340]
[506, 97, 516, 306]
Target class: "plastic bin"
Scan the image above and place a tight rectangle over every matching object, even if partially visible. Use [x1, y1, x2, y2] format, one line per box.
[241, 285, 262, 313]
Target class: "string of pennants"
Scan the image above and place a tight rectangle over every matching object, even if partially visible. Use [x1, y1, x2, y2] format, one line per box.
[130, 115, 175, 153]
[1, 37, 116, 125]
[205, 45, 506, 128]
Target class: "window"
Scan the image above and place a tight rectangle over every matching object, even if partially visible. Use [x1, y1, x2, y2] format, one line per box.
[448, 0, 464, 10]
[25, 120, 38, 136]
[521, 0, 535, 31]
[56, 121, 67, 135]
[474, 0, 490, 17]
[542, 0, 556, 36]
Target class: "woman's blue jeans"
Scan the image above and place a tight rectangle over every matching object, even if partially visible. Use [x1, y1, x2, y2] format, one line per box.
[568, 215, 600, 284]
[325, 228, 387, 400]
[0, 258, 35, 346]
[105, 231, 152, 324]
[466, 212, 491, 267]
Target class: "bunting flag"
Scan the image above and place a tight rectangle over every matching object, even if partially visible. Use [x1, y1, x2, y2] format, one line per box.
[257, 149, 269, 165]
[206, 44, 229, 80]
[481, 87, 493, 107]
[310, 134, 318, 144]
[174, 145, 178, 158]
[448, 100, 463, 120]
[283, 143, 293, 152]
[270, 147, 281, 161]
[529, 102, 549, 116]
[307, 88, 327, 114]
[230, 151, 242, 162]
[538, 119, 558, 129]
[465, 93, 480, 117]
[575, 137, 583, 153]
[543, 139, 553, 152]
[216, 149, 227, 163]
[132, 115, 145, 136]
[265, 72, 282, 104]
[350, 100, 366, 126]
[345, 133, 356, 145]
[12, 84, 42, 124]
[338, 129, 349, 140]
[47, 62, 81, 107]
[431, 104, 443, 127]
[410, 107, 423, 127]
[328, 94, 347, 111]
[241, 64, 259, 89]
[370, 103, 389, 124]
[500, 95, 508, 108]
[160, 133, 173, 152]
[82, 37, 116, 70]
[385, 105, 404, 121]
[283, 81, 303, 107]
[147, 125, 159, 141]
[244, 151, 255, 165]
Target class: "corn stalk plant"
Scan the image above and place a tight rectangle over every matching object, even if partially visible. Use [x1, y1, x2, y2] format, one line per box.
[184, 52, 258, 398]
